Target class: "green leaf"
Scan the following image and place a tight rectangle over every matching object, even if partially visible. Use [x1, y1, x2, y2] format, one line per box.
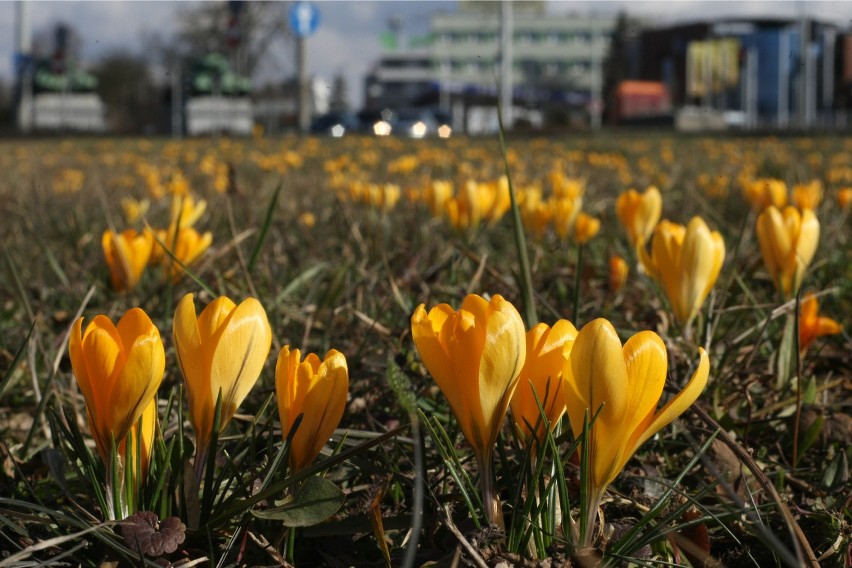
[798, 414, 824, 459]
[821, 449, 848, 491]
[0, 320, 35, 398]
[250, 476, 344, 527]
[802, 376, 817, 405]
[248, 181, 283, 273]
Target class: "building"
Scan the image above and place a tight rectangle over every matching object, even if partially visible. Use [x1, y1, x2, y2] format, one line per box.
[638, 18, 845, 129]
[364, 1, 616, 132]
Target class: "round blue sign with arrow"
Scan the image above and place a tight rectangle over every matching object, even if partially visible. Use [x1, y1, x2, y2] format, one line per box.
[289, 2, 320, 38]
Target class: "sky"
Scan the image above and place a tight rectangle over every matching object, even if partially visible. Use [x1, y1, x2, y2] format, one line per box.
[2, 1, 852, 108]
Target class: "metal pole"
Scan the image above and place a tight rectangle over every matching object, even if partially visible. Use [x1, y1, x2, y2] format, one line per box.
[746, 47, 758, 129]
[779, 29, 789, 128]
[297, 35, 310, 133]
[805, 42, 817, 128]
[798, 17, 811, 128]
[171, 62, 182, 138]
[823, 27, 835, 127]
[15, 0, 33, 133]
[499, 0, 513, 129]
[590, 18, 602, 131]
[439, 60, 449, 112]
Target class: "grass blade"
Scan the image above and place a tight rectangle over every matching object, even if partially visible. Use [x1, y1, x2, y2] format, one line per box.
[248, 181, 283, 273]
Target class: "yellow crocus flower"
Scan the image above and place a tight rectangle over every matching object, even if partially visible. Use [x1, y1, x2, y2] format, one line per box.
[411, 293, 526, 528]
[102, 229, 154, 292]
[838, 187, 852, 209]
[120, 197, 150, 225]
[298, 211, 316, 228]
[615, 186, 662, 249]
[162, 227, 213, 282]
[509, 320, 577, 447]
[640, 217, 726, 327]
[69, 308, 165, 466]
[744, 178, 787, 211]
[799, 293, 842, 353]
[519, 188, 551, 239]
[756, 206, 820, 299]
[173, 293, 272, 470]
[791, 180, 822, 211]
[563, 318, 709, 545]
[573, 212, 601, 245]
[484, 176, 512, 223]
[550, 194, 583, 240]
[608, 255, 629, 293]
[426, 180, 453, 217]
[170, 194, 207, 229]
[275, 347, 349, 473]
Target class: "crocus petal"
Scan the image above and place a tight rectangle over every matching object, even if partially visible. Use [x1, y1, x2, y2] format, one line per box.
[681, 217, 725, 324]
[817, 317, 843, 336]
[448, 309, 488, 450]
[81, 318, 123, 409]
[756, 207, 789, 292]
[564, 319, 629, 487]
[275, 345, 302, 436]
[116, 308, 156, 353]
[173, 293, 211, 445]
[411, 304, 459, 417]
[197, 296, 238, 344]
[510, 319, 576, 444]
[701, 231, 727, 303]
[112, 325, 165, 444]
[606, 331, 669, 487]
[209, 298, 272, 428]
[69, 318, 94, 417]
[794, 209, 820, 284]
[293, 350, 348, 471]
[476, 297, 526, 450]
[799, 294, 843, 351]
[629, 347, 709, 458]
[623, 331, 669, 429]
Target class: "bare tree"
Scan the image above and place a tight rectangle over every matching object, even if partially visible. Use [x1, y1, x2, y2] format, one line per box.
[169, 2, 290, 77]
[93, 51, 160, 133]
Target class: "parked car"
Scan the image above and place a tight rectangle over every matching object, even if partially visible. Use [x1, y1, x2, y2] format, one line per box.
[433, 110, 453, 138]
[392, 108, 439, 139]
[310, 112, 360, 137]
[356, 108, 394, 136]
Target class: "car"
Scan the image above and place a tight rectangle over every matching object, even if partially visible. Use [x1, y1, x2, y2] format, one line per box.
[392, 108, 440, 139]
[433, 110, 453, 138]
[356, 108, 395, 136]
[309, 112, 360, 137]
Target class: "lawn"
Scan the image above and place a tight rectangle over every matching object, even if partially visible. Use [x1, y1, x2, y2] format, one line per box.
[0, 132, 848, 567]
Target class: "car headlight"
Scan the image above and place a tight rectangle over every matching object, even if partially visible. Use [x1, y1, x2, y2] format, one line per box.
[410, 121, 428, 138]
[330, 124, 345, 137]
[437, 124, 452, 139]
[373, 120, 392, 136]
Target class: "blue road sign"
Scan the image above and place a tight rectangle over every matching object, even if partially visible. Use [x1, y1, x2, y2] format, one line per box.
[289, 2, 320, 38]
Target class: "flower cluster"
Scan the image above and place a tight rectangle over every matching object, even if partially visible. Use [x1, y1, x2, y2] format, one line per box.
[69, 293, 349, 517]
[412, 293, 709, 543]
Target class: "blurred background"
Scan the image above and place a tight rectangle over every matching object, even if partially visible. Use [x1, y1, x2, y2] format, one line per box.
[1, 0, 852, 137]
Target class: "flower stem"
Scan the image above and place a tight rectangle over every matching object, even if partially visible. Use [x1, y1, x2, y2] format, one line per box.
[572, 244, 584, 323]
[194, 444, 208, 486]
[776, 310, 796, 390]
[477, 450, 505, 531]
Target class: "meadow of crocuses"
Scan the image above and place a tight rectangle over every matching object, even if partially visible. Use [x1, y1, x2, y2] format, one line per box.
[0, 133, 848, 567]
